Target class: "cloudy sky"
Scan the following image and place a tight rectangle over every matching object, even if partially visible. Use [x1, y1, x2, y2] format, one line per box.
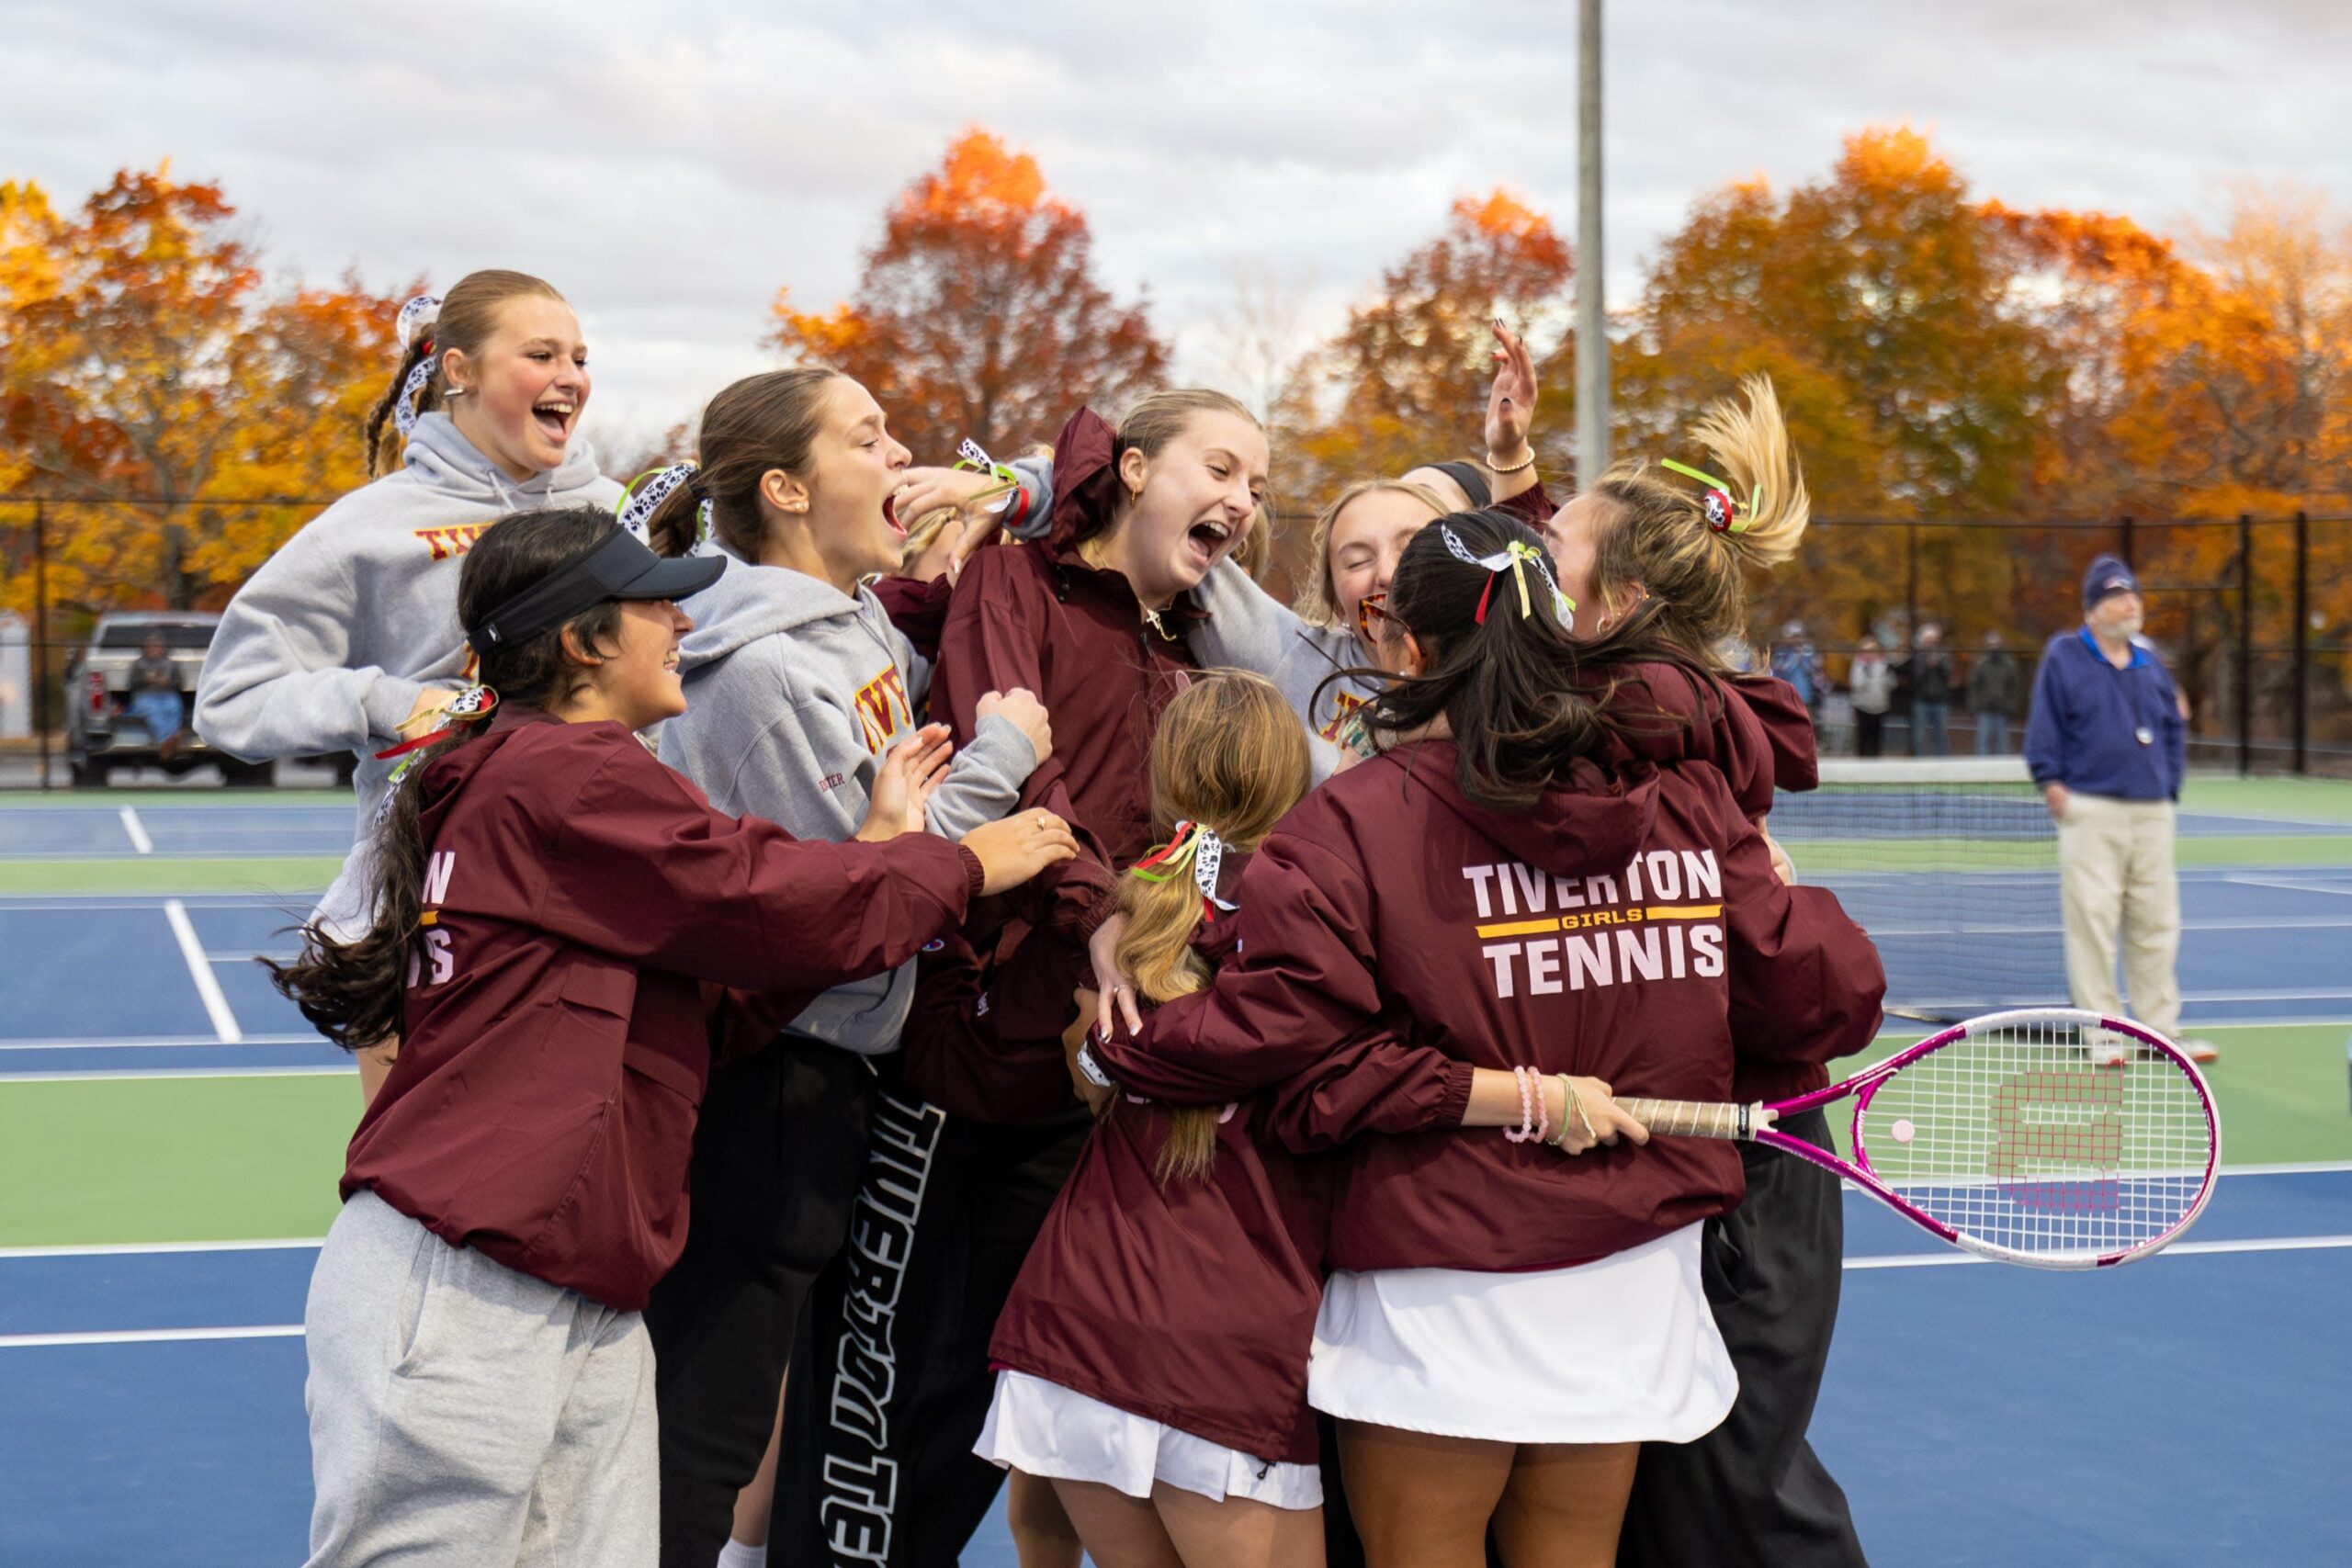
[9, 0, 2351, 454]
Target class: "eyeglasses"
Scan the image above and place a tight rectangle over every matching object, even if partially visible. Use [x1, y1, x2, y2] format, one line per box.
[1354, 591, 1396, 645]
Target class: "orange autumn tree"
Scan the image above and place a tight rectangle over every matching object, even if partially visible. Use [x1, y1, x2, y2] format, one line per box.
[769, 128, 1169, 460]
[0, 166, 399, 613]
[1297, 188, 1573, 489]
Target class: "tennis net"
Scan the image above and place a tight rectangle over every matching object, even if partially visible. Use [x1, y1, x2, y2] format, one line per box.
[1770, 757, 2068, 1022]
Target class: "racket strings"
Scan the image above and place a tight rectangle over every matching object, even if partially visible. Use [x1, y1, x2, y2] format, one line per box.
[1855, 1017, 2214, 1262]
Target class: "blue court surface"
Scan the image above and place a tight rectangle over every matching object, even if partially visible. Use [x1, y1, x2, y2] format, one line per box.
[3, 786, 2347, 1565]
[4, 1173, 2344, 1566]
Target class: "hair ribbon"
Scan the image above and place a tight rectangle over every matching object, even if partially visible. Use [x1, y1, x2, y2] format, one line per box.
[1439, 525, 1575, 627]
[1659, 457, 1762, 536]
[1128, 819, 1237, 918]
[390, 295, 444, 439]
[369, 684, 501, 818]
[954, 437, 1025, 519]
[618, 462, 713, 550]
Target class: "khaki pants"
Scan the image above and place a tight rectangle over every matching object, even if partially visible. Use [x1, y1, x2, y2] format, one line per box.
[2055, 793, 2182, 1037]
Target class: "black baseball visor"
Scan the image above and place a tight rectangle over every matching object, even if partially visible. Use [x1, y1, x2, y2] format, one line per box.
[465, 530, 724, 656]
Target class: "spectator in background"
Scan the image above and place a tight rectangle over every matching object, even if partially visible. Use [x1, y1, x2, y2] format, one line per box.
[1848, 635, 1894, 757]
[125, 632, 185, 761]
[1969, 630, 2022, 754]
[1906, 622, 1955, 756]
[1770, 620, 1826, 724]
[2025, 555, 2218, 1065]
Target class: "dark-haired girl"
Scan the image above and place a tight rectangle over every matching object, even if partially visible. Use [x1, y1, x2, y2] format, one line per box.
[1536, 378, 1872, 1568]
[1084, 512, 1884, 1568]
[628, 367, 1055, 1567]
[276, 508, 1077, 1568]
[198, 271, 623, 1098]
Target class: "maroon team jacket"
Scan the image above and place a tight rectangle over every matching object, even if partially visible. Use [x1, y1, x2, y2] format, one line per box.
[930, 407, 1206, 925]
[1090, 730, 1886, 1275]
[342, 708, 982, 1311]
[983, 861, 1465, 1466]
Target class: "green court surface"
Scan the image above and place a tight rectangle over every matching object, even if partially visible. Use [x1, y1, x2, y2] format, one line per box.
[5, 1021, 2344, 1250]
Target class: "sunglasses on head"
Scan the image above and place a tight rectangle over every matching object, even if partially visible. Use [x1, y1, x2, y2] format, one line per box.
[1354, 591, 1397, 644]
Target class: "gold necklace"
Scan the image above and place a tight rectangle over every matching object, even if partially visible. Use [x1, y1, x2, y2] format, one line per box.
[1139, 604, 1169, 638]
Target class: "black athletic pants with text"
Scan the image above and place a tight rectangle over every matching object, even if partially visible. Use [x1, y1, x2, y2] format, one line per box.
[645, 1036, 876, 1568]
[774, 1084, 1091, 1568]
[1616, 1106, 1870, 1568]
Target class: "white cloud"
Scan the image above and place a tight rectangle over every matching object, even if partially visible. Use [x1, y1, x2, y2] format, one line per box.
[6, 0, 2348, 455]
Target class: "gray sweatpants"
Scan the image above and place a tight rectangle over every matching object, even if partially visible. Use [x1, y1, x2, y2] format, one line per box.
[302, 1190, 659, 1567]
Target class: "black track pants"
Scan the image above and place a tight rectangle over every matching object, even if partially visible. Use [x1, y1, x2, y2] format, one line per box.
[646, 1038, 876, 1568]
[1616, 1106, 1870, 1568]
[773, 1086, 1091, 1568]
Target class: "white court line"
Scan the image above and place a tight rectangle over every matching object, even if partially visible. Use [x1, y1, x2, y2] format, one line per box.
[1846, 1234, 2352, 1270]
[0, 1034, 320, 1052]
[162, 898, 243, 1044]
[116, 806, 153, 855]
[0, 1324, 304, 1349]
[2225, 874, 2352, 899]
[0, 1237, 324, 1259]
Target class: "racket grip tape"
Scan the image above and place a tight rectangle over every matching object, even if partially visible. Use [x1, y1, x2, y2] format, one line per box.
[1614, 1098, 1771, 1140]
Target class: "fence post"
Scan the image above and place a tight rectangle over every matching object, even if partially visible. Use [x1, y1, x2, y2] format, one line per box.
[2291, 510, 2308, 776]
[32, 501, 50, 794]
[2236, 513, 2253, 777]
[1905, 520, 1919, 757]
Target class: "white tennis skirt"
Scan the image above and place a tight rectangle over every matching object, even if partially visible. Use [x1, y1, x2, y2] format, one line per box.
[1308, 1222, 1736, 1445]
[975, 1371, 1323, 1511]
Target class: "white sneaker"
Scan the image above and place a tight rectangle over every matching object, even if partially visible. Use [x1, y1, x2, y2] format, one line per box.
[2084, 1032, 2129, 1068]
[2176, 1038, 2221, 1065]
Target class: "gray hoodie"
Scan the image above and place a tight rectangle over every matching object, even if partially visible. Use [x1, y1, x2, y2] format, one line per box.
[196, 414, 624, 828]
[662, 551, 1037, 1054]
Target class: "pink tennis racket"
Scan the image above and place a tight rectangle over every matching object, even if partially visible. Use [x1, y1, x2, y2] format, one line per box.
[1617, 1007, 2220, 1269]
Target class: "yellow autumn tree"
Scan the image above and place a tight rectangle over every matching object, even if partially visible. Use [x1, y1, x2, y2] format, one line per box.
[0, 166, 401, 614]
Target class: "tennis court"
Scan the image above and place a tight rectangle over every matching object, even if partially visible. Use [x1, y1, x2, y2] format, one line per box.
[4, 775, 2348, 1565]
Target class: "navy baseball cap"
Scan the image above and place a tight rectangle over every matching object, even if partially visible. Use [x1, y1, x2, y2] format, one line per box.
[467, 529, 722, 655]
[2082, 554, 2140, 610]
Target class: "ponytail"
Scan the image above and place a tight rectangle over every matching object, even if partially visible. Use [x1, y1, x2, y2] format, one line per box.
[1108, 672, 1311, 1184]
[1584, 375, 1811, 663]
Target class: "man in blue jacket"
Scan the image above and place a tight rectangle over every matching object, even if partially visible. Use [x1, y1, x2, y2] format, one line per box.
[2025, 555, 2217, 1064]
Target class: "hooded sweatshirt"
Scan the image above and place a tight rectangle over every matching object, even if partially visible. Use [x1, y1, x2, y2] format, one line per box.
[196, 412, 623, 847]
[344, 708, 983, 1311]
[1089, 724, 1885, 1274]
[659, 550, 1037, 1054]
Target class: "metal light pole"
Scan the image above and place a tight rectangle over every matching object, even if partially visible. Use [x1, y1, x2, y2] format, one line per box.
[1574, 0, 1609, 487]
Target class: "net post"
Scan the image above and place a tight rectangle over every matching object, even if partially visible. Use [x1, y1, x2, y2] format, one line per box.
[2291, 510, 2308, 776]
[2236, 513, 2253, 777]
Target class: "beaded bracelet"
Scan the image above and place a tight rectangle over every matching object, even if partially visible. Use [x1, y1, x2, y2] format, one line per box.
[1503, 1065, 1539, 1144]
